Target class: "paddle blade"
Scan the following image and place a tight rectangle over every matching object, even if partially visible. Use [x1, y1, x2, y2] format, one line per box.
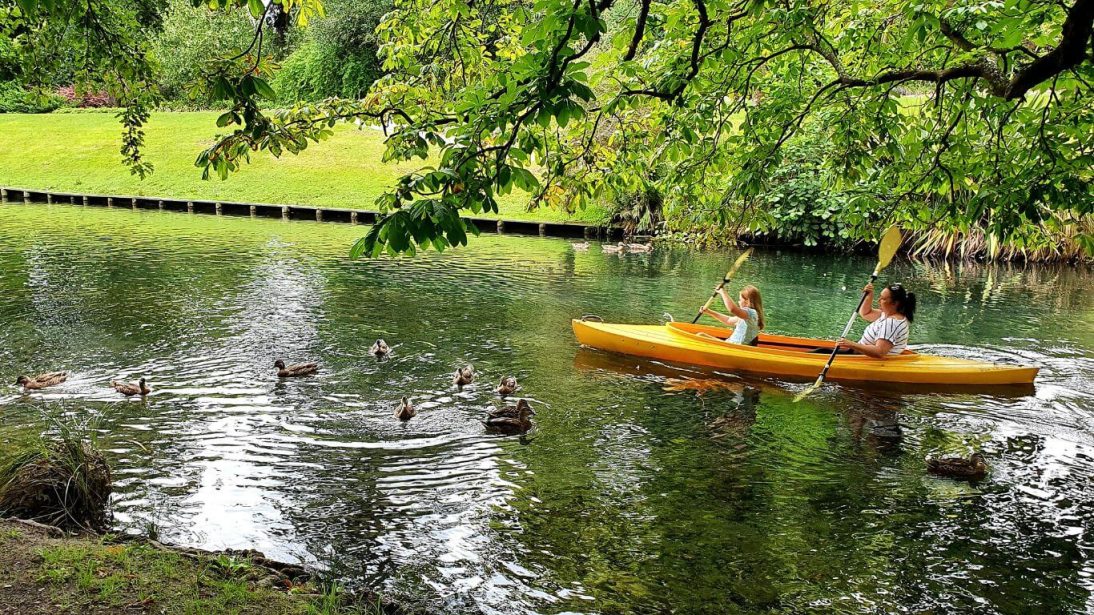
[793, 377, 824, 403]
[876, 226, 902, 273]
[729, 248, 754, 277]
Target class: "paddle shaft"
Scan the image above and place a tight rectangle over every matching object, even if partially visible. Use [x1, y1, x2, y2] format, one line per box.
[691, 249, 753, 324]
[812, 272, 878, 385]
[692, 277, 735, 324]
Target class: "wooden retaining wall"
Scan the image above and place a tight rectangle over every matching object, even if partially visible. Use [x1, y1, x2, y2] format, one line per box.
[0, 187, 622, 240]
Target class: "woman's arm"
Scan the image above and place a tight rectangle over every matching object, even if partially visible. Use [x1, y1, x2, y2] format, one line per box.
[717, 288, 751, 321]
[858, 283, 882, 322]
[701, 306, 739, 327]
[837, 337, 893, 358]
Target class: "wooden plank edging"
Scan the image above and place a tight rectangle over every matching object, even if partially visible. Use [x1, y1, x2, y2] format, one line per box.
[0, 186, 621, 240]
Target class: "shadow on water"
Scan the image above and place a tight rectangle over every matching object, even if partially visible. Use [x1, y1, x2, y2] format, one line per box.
[1, 204, 1093, 613]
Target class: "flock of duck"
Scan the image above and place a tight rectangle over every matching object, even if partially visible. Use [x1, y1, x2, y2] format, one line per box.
[15, 338, 537, 435]
[571, 241, 652, 253]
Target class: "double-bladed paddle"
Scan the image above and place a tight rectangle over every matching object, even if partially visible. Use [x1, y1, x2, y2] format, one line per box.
[691, 248, 754, 324]
[793, 226, 902, 402]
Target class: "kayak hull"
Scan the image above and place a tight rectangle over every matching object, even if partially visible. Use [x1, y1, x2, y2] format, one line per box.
[571, 319, 1039, 386]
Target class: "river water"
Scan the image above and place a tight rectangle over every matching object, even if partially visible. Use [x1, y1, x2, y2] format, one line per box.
[1, 203, 1092, 613]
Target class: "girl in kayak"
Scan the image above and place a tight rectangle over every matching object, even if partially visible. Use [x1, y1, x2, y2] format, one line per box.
[700, 285, 765, 346]
[838, 282, 916, 357]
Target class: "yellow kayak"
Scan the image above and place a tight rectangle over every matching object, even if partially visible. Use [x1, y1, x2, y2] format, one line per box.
[572, 319, 1039, 386]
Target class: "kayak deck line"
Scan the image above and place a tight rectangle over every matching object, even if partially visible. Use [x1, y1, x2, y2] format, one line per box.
[571, 319, 1039, 387]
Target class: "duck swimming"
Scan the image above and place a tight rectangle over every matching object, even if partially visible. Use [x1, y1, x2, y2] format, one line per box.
[624, 242, 653, 253]
[601, 242, 625, 254]
[927, 452, 988, 479]
[572, 242, 590, 251]
[484, 399, 535, 434]
[394, 396, 416, 421]
[370, 339, 391, 359]
[112, 377, 150, 397]
[495, 376, 520, 396]
[16, 372, 67, 390]
[274, 359, 319, 378]
[453, 365, 475, 387]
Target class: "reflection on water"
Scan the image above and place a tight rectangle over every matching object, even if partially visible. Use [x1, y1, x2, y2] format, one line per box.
[1, 204, 1093, 613]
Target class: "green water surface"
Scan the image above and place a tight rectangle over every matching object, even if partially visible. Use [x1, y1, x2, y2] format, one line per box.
[1, 203, 1092, 614]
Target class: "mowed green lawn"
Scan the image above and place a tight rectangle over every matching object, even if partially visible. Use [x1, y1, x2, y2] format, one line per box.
[0, 111, 605, 224]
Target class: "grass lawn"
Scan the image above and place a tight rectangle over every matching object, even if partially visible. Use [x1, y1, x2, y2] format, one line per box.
[0, 519, 384, 614]
[0, 111, 606, 224]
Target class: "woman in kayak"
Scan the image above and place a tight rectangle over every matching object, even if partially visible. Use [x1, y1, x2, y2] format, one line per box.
[700, 285, 765, 346]
[837, 282, 916, 357]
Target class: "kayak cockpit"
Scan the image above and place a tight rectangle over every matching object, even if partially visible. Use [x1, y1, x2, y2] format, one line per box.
[665, 322, 917, 356]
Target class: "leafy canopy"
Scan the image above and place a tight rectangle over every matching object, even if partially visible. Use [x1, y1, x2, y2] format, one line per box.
[3, 0, 1091, 256]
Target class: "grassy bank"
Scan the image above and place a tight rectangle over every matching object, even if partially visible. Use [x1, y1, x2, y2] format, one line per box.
[0, 112, 605, 224]
[0, 519, 384, 614]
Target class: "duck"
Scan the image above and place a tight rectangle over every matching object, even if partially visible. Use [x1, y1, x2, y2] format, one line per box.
[370, 339, 391, 359]
[486, 397, 531, 420]
[453, 365, 475, 387]
[274, 359, 318, 378]
[112, 377, 150, 397]
[571, 242, 590, 251]
[624, 242, 653, 253]
[484, 399, 535, 434]
[15, 372, 68, 390]
[495, 376, 520, 396]
[601, 242, 626, 254]
[394, 396, 416, 421]
[927, 452, 988, 479]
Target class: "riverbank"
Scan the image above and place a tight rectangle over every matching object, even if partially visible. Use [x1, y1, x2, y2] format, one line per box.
[0, 112, 606, 225]
[0, 518, 387, 614]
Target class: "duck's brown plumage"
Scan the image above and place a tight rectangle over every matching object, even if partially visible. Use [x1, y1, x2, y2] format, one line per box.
[112, 378, 150, 397]
[394, 396, 416, 421]
[16, 371, 68, 390]
[274, 359, 318, 378]
[453, 365, 475, 387]
[495, 376, 520, 396]
[927, 453, 988, 479]
[370, 339, 391, 358]
[484, 399, 535, 434]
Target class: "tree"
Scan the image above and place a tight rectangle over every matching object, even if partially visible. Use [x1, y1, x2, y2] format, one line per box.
[196, 0, 1092, 257]
[4, 0, 1091, 256]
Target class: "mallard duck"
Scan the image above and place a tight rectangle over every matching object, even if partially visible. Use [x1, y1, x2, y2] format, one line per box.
[495, 376, 520, 396]
[370, 339, 391, 359]
[274, 359, 318, 378]
[16, 372, 67, 390]
[394, 396, 416, 421]
[927, 453, 988, 479]
[601, 242, 626, 254]
[453, 365, 475, 387]
[487, 397, 531, 420]
[572, 242, 590, 251]
[112, 377, 150, 397]
[484, 399, 535, 434]
[625, 242, 653, 253]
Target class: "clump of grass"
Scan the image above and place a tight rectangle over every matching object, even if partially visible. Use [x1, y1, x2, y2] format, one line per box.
[0, 418, 112, 531]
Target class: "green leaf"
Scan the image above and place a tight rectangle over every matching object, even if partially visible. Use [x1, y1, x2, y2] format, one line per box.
[252, 77, 276, 100]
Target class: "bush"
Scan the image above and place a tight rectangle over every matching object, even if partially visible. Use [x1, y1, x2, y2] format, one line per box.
[55, 85, 116, 108]
[272, 0, 388, 103]
[0, 434, 112, 531]
[148, 0, 256, 105]
[0, 81, 64, 113]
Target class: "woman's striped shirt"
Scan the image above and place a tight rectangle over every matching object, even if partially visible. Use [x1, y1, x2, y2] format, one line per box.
[860, 315, 910, 355]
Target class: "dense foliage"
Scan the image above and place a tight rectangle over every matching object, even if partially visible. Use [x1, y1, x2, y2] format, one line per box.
[149, 0, 257, 104]
[2, 0, 1091, 259]
[192, 0, 1093, 258]
[273, 0, 388, 103]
